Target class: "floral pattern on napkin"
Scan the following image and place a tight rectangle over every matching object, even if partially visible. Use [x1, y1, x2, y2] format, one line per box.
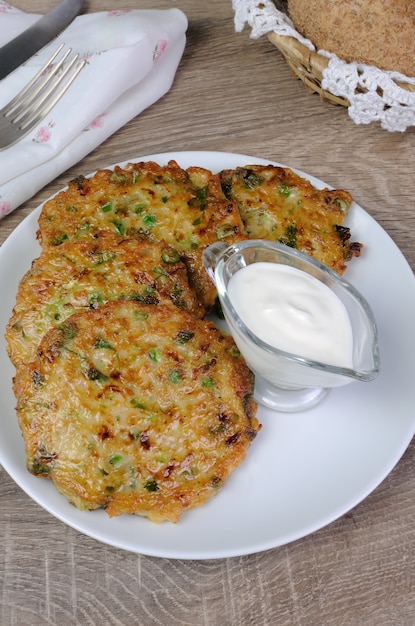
[0, 2, 14, 13]
[0, 6, 188, 218]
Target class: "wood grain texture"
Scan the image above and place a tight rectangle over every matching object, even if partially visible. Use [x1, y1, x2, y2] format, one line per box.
[1, 1, 415, 625]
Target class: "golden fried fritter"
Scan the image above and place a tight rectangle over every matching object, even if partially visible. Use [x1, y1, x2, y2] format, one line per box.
[15, 300, 259, 523]
[6, 233, 204, 371]
[37, 160, 247, 308]
[220, 164, 362, 274]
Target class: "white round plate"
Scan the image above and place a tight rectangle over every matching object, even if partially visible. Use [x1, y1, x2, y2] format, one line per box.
[1, 151, 414, 560]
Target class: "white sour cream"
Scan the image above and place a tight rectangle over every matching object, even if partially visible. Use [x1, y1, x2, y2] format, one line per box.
[227, 262, 354, 368]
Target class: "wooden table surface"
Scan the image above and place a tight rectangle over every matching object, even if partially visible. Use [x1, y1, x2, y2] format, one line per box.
[1, 2, 415, 624]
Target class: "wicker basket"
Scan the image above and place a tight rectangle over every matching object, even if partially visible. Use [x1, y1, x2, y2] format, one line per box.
[267, 30, 415, 107]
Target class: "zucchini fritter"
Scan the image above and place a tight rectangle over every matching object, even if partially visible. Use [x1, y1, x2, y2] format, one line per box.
[15, 300, 259, 523]
[7, 158, 362, 524]
[37, 160, 247, 308]
[220, 164, 362, 274]
[6, 233, 204, 371]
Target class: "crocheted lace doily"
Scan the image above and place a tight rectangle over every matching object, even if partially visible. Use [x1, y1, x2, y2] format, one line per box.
[233, 0, 415, 132]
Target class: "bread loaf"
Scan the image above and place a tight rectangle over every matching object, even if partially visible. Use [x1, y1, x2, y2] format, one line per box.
[287, 0, 415, 77]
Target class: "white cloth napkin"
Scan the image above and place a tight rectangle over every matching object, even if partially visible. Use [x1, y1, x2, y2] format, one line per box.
[0, 3, 188, 218]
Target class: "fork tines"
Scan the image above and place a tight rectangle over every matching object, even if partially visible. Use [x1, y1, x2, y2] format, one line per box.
[0, 43, 86, 149]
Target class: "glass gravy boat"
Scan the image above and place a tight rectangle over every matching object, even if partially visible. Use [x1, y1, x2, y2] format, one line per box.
[203, 240, 380, 413]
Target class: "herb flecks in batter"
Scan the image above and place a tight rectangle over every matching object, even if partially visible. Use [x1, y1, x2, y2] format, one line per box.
[220, 163, 361, 274]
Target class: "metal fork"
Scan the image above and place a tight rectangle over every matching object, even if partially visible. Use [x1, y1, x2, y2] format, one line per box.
[0, 43, 85, 150]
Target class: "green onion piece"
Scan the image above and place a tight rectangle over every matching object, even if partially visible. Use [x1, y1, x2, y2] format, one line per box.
[94, 337, 113, 350]
[100, 201, 113, 213]
[110, 172, 128, 184]
[112, 220, 125, 235]
[86, 367, 108, 382]
[168, 369, 182, 384]
[133, 311, 148, 321]
[279, 223, 298, 248]
[58, 321, 78, 341]
[161, 248, 180, 264]
[333, 198, 349, 212]
[109, 454, 123, 465]
[144, 478, 159, 492]
[202, 377, 215, 388]
[143, 214, 156, 228]
[51, 233, 69, 246]
[216, 223, 235, 239]
[176, 330, 194, 344]
[130, 398, 146, 409]
[95, 250, 116, 265]
[243, 172, 264, 189]
[278, 183, 291, 197]
[197, 186, 208, 208]
[148, 349, 162, 362]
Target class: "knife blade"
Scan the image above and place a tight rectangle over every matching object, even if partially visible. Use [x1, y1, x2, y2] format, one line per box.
[0, 0, 85, 80]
